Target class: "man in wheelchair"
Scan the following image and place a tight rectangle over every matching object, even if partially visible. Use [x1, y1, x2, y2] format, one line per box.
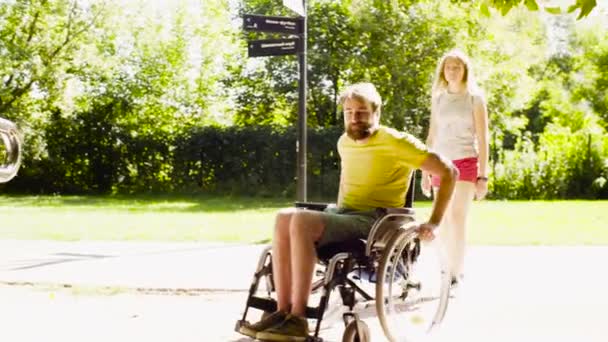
[237, 82, 458, 341]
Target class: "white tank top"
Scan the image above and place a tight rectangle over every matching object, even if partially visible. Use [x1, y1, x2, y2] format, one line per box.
[432, 91, 479, 161]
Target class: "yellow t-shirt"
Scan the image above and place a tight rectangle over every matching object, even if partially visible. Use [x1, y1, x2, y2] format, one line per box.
[338, 126, 429, 210]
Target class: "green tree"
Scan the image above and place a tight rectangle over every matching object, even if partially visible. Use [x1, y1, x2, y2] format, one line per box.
[0, 0, 104, 116]
[452, 0, 598, 19]
[489, 10, 608, 199]
[570, 21, 608, 129]
[230, 0, 480, 136]
[0, 0, 106, 162]
[3, 0, 241, 193]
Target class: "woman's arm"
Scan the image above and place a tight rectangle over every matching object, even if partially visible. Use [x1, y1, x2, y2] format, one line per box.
[426, 96, 438, 149]
[473, 95, 489, 178]
[473, 95, 489, 200]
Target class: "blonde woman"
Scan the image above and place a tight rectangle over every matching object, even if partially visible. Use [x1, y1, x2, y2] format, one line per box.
[422, 49, 489, 287]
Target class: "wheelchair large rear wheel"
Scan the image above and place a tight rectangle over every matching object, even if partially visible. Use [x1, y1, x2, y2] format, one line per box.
[376, 228, 451, 342]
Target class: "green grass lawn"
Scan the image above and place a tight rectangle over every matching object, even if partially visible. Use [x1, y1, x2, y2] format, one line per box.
[0, 195, 606, 245]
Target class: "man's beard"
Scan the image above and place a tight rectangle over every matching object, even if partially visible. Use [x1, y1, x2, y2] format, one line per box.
[346, 122, 373, 141]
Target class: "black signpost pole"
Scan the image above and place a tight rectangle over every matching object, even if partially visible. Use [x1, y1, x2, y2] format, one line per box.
[244, 1, 307, 202]
[296, 0, 307, 202]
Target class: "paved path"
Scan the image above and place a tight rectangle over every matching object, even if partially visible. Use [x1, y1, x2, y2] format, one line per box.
[1, 240, 607, 341]
[0, 240, 266, 291]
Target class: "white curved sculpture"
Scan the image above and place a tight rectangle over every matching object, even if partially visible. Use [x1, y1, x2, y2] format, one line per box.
[0, 117, 22, 183]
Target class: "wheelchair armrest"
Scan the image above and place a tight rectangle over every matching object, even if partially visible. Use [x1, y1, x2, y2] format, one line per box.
[365, 207, 416, 256]
[294, 201, 329, 211]
[375, 207, 415, 217]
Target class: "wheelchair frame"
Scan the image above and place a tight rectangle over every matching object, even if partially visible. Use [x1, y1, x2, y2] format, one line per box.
[235, 175, 451, 341]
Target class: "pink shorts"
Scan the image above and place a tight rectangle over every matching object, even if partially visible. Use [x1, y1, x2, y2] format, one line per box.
[432, 157, 478, 187]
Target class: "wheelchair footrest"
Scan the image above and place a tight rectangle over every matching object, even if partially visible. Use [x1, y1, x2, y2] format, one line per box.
[247, 295, 323, 320]
[247, 296, 277, 313]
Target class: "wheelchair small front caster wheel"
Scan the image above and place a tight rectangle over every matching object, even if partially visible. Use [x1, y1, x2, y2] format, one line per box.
[234, 319, 246, 333]
[342, 319, 370, 342]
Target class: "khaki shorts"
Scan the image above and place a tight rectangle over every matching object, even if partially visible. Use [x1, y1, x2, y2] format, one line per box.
[316, 206, 378, 248]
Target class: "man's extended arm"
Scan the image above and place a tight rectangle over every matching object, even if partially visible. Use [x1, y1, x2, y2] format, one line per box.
[417, 152, 458, 239]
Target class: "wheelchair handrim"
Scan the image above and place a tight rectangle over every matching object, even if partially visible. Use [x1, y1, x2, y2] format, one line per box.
[376, 227, 450, 342]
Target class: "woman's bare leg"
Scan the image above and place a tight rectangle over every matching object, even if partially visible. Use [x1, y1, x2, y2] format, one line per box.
[446, 181, 475, 277]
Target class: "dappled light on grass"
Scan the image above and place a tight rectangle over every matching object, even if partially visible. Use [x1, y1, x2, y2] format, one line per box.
[0, 196, 606, 245]
[0, 195, 290, 213]
[0, 195, 290, 242]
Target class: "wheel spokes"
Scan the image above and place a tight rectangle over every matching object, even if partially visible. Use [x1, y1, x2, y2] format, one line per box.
[376, 229, 451, 341]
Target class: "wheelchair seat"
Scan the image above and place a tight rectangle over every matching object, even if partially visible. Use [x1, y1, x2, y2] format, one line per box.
[316, 238, 367, 263]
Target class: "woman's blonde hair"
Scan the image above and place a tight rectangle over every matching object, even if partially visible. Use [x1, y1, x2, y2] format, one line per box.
[431, 49, 481, 97]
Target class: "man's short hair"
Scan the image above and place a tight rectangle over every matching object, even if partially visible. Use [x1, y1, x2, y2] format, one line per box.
[338, 82, 382, 115]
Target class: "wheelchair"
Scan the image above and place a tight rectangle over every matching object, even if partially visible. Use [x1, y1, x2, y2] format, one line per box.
[235, 176, 452, 342]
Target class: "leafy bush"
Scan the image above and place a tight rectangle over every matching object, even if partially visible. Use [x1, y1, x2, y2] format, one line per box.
[491, 125, 608, 199]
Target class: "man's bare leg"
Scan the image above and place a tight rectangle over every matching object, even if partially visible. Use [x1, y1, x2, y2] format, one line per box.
[272, 208, 297, 311]
[237, 208, 299, 338]
[289, 211, 325, 317]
